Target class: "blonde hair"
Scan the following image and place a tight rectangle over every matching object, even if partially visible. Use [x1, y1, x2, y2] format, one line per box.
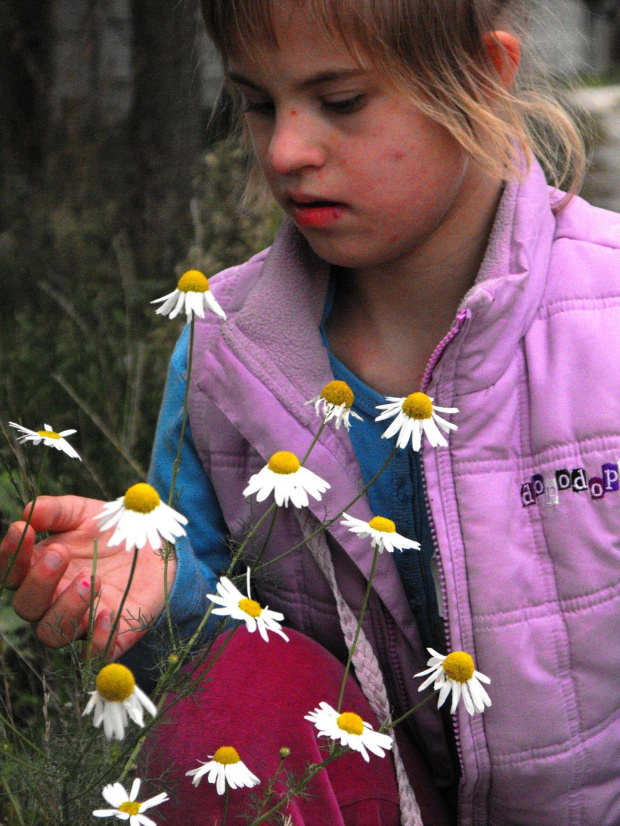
[201, 0, 585, 207]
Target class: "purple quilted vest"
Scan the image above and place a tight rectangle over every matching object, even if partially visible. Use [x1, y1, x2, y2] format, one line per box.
[188, 160, 620, 825]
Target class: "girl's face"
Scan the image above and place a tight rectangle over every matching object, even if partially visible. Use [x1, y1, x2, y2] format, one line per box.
[228, 6, 484, 277]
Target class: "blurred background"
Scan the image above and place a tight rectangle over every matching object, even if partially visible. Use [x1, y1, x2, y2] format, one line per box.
[1, 0, 619, 519]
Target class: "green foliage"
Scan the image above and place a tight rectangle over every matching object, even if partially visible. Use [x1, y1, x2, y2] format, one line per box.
[0, 135, 281, 823]
[0, 138, 281, 517]
[182, 140, 282, 279]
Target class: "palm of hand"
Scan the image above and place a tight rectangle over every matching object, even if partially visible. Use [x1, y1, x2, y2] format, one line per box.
[25, 495, 175, 654]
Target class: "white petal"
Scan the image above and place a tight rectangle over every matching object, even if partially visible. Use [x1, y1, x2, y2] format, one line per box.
[140, 792, 169, 811]
[102, 782, 128, 808]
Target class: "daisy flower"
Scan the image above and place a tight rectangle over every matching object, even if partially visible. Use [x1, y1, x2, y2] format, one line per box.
[207, 570, 289, 642]
[243, 450, 330, 508]
[341, 513, 421, 553]
[305, 702, 393, 762]
[305, 380, 363, 430]
[415, 648, 491, 716]
[186, 747, 260, 795]
[375, 392, 458, 451]
[95, 482, 188, 552]
[8, 422, 81, 460]
[93, 778, 168, 826]
[151, 269, 226, 321]
[83, 663, 157, 741]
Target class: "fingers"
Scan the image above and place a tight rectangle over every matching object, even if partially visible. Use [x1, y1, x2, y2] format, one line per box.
[0, 522, 35, 589]
[23, 495, 92, 534]
[11, 544, 70, 621]
[35, 573, 101, 649]
[89, 611, 121, 662]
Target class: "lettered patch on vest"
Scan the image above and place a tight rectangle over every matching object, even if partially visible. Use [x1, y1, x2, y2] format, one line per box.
[520, 461, 620, 507]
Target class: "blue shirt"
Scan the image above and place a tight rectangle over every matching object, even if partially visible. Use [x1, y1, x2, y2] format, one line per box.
[139, 321, 443, 659]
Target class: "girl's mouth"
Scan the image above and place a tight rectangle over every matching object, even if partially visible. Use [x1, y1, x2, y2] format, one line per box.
[290, 201, 346, 228]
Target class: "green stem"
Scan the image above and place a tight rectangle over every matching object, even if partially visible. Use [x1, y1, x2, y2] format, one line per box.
[253, 750, 288, 821]
[380, 688, 439, 731]
[168, 316, 195, 506]
[0, 710, 49, 759]
[1, 776, 26, 826]
[162, 540, 176, 647]
[118, 626, 240, 783]
[300, 419, 327, 465]
[247, 749, 345, 826]
[222, 785, 229, 826]
[0, 749, 59, 778]
[249, 505, 278, 572]
[0, 450, 47, 600]
[102, 544, 140, 662]
[84, 539, 99, 670]
[255, 446, 398, 574]
[337, 543, 380, 713]
[163, 315, 195, 646]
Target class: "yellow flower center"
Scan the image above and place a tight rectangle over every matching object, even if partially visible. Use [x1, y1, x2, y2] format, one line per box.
[38, 430, 61, 439]
[267, 451, 300, 475]
[336, 712, 364, 736]
[442, 651, 475, 683]
[95, 663, 136, 702]
[177, 269, 209, 293]
[238, 598, 262, 618]
[119, 801, 141, 816]
[214, 746, 240, 765]
[321, 380, 354, 409]
[368, 516, 396, 533]
[123, 483, 160, 514]
[402, 392, 433, 420]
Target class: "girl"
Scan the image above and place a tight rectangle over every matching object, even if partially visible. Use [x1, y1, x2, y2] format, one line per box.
[3, 1, 620, 824]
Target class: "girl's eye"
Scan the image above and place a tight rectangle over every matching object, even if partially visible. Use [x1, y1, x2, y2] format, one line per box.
[323, 95, 365, 114]
[241, 99, 275, 116]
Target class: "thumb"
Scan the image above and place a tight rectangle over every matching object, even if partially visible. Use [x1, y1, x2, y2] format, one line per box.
[24, 495, 100, 534]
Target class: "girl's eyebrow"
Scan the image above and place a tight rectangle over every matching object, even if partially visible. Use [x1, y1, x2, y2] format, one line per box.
[227, 68, 367, 93]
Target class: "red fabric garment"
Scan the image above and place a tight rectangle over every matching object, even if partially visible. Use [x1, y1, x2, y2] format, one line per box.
[143, 628, 450, 825]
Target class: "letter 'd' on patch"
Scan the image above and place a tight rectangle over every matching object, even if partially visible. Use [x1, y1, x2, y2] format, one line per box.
[571, 468, 588, 492]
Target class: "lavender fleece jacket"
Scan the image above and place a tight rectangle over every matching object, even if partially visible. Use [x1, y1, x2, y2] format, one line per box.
[154, 158, 620, 825]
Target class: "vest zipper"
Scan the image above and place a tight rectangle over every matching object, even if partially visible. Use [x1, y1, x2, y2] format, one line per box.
[420, 307, 471, 786]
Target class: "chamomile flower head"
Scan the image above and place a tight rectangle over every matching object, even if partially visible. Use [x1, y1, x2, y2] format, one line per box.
[8, 422, 81, 460]
[83, 663, 157, 741]
[341, 513, 421, 554]
[305, 702, 393, 762]
[415, 648, 491, 716]
[305, 380, 363, 431]
[243, 451, 330, 508]
[207, 571, 289, 642]
[151, 269, 226, 321]
[93, 778, 168, 826]
[95, 482, 188, 551]
[375, 392, 458, 452]
[186, 747, 260, 795]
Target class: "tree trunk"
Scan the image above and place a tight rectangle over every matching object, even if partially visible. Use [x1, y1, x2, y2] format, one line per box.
[0, 0, 52, 178]
[130, 0, 204, 277]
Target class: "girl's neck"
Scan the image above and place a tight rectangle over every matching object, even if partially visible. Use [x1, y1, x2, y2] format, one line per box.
[324, 170, 504, 396]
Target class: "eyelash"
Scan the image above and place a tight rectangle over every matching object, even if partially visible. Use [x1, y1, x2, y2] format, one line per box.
[242, 95, 365, 116]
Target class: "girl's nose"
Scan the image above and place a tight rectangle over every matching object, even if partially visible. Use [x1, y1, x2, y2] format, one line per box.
[266, 113, 326, 176]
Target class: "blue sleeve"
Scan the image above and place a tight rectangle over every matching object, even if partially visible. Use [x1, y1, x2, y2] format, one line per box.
[120, 325, 231, 682]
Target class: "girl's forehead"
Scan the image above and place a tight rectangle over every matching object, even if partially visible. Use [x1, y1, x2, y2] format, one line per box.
[227, 4, 367, 80]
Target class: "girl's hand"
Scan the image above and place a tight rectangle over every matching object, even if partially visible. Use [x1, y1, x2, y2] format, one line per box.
[0, 496, 176, 659]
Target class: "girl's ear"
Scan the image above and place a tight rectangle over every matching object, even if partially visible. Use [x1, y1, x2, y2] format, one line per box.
[483, 30, 521, 88]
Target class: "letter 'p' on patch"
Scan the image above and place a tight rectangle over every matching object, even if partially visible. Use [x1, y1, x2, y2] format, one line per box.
[602, 462, 620, 492]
